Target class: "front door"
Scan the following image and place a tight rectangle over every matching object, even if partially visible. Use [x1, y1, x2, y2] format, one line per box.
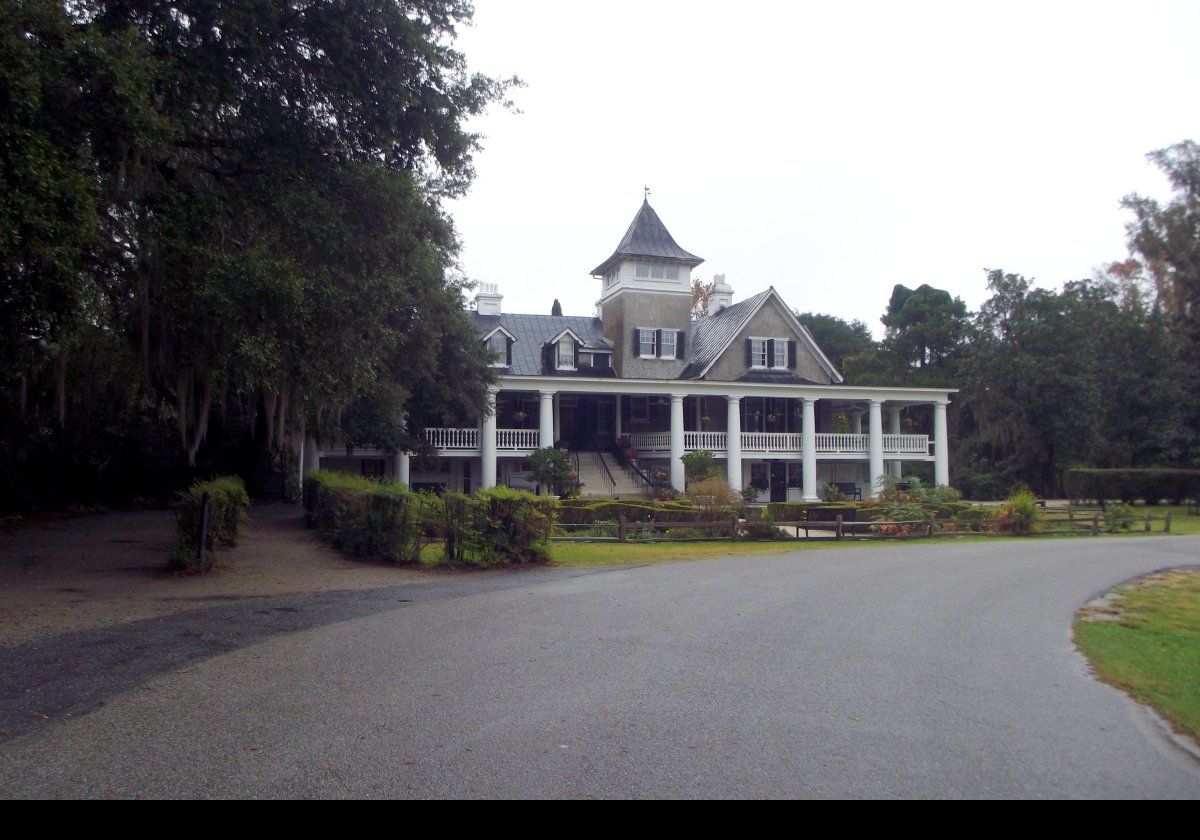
[769, 461, 788, 503]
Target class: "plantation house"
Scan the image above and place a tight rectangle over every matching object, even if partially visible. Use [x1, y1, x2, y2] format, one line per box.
[304, 200, 955, 502]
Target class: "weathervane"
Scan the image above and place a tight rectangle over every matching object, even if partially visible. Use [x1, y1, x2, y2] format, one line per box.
[644, 185, 651, 200]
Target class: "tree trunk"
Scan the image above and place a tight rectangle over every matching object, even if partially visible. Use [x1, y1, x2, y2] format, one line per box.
[55, 346, 68, 428]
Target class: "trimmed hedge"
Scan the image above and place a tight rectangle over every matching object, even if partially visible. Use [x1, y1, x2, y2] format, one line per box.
[555, 500, 730, 524]
[1063, 468, 1200, 504]
[304, 472, 554, 567]
[169, 476, 250, 571]
[305, 471, 433, 563]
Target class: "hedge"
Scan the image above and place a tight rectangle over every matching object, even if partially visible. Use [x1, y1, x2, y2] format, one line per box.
[555, 500, 731, 524]
[169, 476, 251, 571]
[305, 471, 432, 564]
[304, 472, 554, 567]
[1063, 468, 1200, 504]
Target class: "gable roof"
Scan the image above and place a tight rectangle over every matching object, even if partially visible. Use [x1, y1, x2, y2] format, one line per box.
[681, 287, 844, 383]
[470, 313, 611, 376]
[590, 200, 704, 276]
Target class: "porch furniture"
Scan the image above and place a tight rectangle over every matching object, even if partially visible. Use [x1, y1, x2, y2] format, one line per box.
[834, 482, 862, 501]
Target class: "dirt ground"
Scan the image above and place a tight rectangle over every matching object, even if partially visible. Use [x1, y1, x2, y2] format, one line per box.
[0, 504, 432, 647]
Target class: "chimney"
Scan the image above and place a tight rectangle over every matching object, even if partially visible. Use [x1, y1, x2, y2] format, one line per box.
[709, 274, 733, 312]
[474, 282, 503, 316]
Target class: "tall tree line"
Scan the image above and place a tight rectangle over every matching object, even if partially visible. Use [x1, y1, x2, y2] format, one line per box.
[0, 1, 513, 511]
[815, 141, 1200, 498]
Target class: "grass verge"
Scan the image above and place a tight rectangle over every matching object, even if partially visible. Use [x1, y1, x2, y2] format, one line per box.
[1074, 568, 1200, 743]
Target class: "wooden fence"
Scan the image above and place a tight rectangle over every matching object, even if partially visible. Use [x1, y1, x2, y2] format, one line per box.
[549, 509, 1174, 543]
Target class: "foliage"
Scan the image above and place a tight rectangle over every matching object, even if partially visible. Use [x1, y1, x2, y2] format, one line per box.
[992, 490, 1042, 535]
[681, 450, 719, 484]
[304, 473, 551, 568]
[1063, 468, 1200, 504]
[1102, 503, 1136, 533]
[684, 476, 738, 511]
[740, 507, 786, 540]
[528, 447, 579, 497]
[169, 476, 250, 571]
[303, 470, 431, 564]
[823, 483, 849, 502]
[0, 1, 513, 512]
[794, 312, 876, 373]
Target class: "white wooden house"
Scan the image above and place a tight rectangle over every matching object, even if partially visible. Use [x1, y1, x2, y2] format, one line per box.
[305, 200, 954, 501]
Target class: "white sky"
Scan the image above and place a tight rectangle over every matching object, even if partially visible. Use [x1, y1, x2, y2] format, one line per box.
[446, 1, 1200, 336]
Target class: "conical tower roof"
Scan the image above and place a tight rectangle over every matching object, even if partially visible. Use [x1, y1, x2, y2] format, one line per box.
[590, 199, 703, 276]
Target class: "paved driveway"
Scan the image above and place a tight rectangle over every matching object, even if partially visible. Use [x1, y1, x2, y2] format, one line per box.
[2, 536, 1199, 798]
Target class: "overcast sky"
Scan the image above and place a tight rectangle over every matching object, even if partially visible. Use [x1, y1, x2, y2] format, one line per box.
[446, 1, 1199, 336]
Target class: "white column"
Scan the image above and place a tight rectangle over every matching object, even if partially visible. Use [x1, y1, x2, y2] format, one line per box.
[552, 394, 560, 444]
[850, 410, 863, 435]
[802, 398, 818, 502]
[725, 396, 743, 491]
[395, 451, 410, 486]
[934, 400, 950, 487]
[888, 405, 903, 479]
[481, 387, 498, 489]
[538, 390, 555, 450]
[614, 395, 622, 438]
[868, 399, 885, 498]
[669, 394, 686, 491]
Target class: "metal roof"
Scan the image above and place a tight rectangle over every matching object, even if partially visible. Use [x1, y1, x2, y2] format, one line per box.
[678, 289, 772, 378]
[590, 200, 704, 276]
[471, 313, 612, 376]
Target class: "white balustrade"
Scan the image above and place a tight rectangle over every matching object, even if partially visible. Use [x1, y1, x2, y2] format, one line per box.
[882, 434, 931, 455]
[684, 431, 728, 451]
[497, 428, 540, 450]
[629, 432, 671, 451]
[425, 427, 480, 450]
[815, 433, 868, 453]
[740, 432, 802, 452]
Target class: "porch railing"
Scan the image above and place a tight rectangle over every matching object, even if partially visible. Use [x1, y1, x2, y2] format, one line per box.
[740, 432, 802, 452]
[426, 427, 480, 450]
[497, 429, 540, 450]
[815, 433, 867, 453]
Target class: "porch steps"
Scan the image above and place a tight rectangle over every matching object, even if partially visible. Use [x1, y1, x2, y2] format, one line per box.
[575, 451, 646, 498]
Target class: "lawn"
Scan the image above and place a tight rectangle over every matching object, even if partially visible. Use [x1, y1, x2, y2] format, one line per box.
[1074, 568, 1200, 743]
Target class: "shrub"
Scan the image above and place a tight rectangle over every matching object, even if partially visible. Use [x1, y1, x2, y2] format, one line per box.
[685, 476, 737, 511]
[681, 450, 719, 483]
[993, 490, 1042, 535]
[169, 476, 251, 571]
[304, 471, 432, 564]
[1063, 468, 1200, 505]
[823, 483, 849, 503]
[529, 447, 578, 497]
[1103, 503, 1136, 533]
[740, 507, 786, 540]
[458, 486, 555, 567]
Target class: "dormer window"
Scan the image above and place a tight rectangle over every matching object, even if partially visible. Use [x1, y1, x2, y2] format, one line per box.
[482, 326, 514, 367]
[750, 338, 769, 368]
[556, 337, 575, 370]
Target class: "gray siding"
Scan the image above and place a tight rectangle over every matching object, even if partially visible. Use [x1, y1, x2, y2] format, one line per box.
[705, 297, 834, 384]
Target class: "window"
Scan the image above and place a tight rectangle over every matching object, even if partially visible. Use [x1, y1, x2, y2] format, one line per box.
[750, 338, 769, 368]
[773, 339, 788, 369]
[635, 262, 681, 280]
[487, 332, 508, 366]
[630, 397, 650, 422]
[591, 353, 611, 369]
[639, 328, 657, 358]
[787, 463, 801, 488]
[660, 330, 676, 359]
[557, 337, 575, 369]
[750, 462, 769, 489]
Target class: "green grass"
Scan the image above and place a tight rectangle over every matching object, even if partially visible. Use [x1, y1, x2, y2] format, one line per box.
[1075, 568, 1200, 743]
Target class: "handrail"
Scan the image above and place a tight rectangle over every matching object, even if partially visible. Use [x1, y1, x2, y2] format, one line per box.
[593, 446, 618, 499]
[608, 442, 655, 497]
